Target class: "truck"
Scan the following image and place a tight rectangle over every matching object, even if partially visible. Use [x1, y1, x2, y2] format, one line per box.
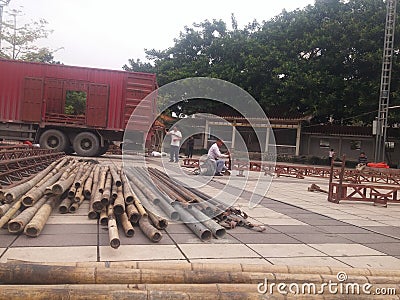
[0, 59, 158, 156]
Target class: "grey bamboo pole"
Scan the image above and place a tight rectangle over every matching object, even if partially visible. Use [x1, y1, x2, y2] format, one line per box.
[0, 203, 11, 217]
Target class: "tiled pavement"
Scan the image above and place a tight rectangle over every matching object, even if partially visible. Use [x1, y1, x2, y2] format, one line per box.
[1, 155, 400, 271]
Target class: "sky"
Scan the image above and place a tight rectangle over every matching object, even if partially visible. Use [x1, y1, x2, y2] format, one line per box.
[3, 0, 315, 70]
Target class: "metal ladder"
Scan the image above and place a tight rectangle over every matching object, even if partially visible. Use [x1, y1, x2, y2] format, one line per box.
[375, 0, 397, 162]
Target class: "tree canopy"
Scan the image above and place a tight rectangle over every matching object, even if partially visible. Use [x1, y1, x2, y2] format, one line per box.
[0, 8, 59, 63]
[124, 0, 400, 126]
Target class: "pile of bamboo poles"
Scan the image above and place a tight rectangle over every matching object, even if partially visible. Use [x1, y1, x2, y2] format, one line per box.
[1, 158, 265, 249]
[1, 261, 400, 299]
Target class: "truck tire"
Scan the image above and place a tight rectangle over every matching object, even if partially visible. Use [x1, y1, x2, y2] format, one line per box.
[39, 129, 69, 152]
[73, 132, 100, 157]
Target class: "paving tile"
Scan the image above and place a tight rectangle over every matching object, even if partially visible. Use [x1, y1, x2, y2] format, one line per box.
[308, 243, 387, 256]
[169, 233, 239, 244]
[46, 215, 96, 225]
[363, 243, 400, 256]
[189, 258, 272, 265]
[0, 234, 17, 247]
[39, 224, 98, 235]
[226, 226, 280, 234]
[314, 225, 371, 234]
[287, 233, 354, 244]
[248, 244, 326, 257]
[12, 233, 98, 247]
[165, 224, 195, 234]
[0, 246, 97, 263]
[269, 256, 349, 268]
[298, 219, 346, 226]
[99, 228, 174, 246]
[251, 217, 307, 226]
[365, 226, 400, 238]
[339, 219, 387, 227]
[270, 225, 325, 234]
[337, 234, 400, 244]
[99, 245, 185, 261]
[231, 233, 299, 244]
[178, 243, 260, 259]
[334, 255, 400, 269]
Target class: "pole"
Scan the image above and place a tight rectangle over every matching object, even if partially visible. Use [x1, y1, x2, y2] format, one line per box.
[374, 0, 397, 162]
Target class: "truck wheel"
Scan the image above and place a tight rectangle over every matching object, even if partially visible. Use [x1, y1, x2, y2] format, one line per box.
[39, 129, 68, 152]
[73, 132, 100, 157]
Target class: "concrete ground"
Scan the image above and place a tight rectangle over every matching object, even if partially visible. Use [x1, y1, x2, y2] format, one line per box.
[1, 154, 400, 271]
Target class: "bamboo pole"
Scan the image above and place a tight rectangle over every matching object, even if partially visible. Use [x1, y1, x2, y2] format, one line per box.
[69, 185, 85, 213]
[146, 209, 168, 230]
[0, 285, 270, 300]
[75, 164, 94, 189]
[113, 184, 125, 215]
[119, 212, 135, 237]
[120, 170, 134, 204]
[125, 203, 140, 224]
[97, 166, 109, 193]
[109, 165, 122, 187]
[101, 171, 112, 207]
[107, 204, 120, 249]
[24, 195, 58, 237]
[3, 158, 67, 203]
[83, 166, 97, 199]
[0, 199, 22, 228]
[51, 163, 79, 195]
[8, 195, 48, 233]
[2, 209, 21, 229]
[0, 263, 274, 284]
[88, 166, 101, 218]
[58, 197, 73, 214]
[138, 215, 162, 242]
[99, 206, 108, 226]
[0, 203, 11, 217]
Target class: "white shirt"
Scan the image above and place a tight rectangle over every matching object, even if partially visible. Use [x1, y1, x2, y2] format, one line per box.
[208, 143, 228, 160]
[168, 130, 182, 147]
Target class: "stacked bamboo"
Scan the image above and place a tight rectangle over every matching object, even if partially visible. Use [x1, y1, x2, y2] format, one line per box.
[1, 261, 400, 299]
[0, 158, 97, 237]
[1, 158, 265, 248]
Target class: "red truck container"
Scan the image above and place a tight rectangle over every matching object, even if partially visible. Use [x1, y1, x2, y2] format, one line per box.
[0, 59, 158, 156]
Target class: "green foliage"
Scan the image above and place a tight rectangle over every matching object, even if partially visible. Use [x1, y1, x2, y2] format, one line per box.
[0, 8, 59, 63]
[65, 91, 86, 115]
[125, 0, 400, 125]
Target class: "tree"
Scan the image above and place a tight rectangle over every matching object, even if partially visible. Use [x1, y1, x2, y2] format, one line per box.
[125, 0, 400, 125]
[0, 8, 59, 63]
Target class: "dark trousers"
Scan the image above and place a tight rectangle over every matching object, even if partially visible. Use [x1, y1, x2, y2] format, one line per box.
[170, 145, 179, 162]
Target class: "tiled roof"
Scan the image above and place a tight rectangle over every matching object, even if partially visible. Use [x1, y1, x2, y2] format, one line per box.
[303, 125, 372, 136]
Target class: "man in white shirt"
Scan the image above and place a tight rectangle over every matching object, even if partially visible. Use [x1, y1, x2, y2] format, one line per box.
[165, 126, 182, 162]
[207, 139, 229, 176]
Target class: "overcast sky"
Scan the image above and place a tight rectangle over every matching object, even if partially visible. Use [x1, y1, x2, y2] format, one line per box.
[4, 0, 315, 70]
